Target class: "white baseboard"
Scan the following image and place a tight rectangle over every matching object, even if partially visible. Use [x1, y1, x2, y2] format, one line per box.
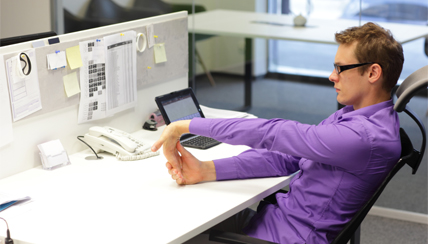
[368, 206, 428, 225]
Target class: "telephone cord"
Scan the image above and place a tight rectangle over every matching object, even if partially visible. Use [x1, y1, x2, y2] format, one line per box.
[77, 136, 102, 159]
[0, 217, 13, 244]
[115, 151, 160, 161]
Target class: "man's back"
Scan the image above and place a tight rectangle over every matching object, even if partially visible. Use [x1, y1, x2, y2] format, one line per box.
[241, 100, 401, 243]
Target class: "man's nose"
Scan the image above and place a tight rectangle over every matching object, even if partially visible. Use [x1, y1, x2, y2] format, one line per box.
[329, 70, 338, 83]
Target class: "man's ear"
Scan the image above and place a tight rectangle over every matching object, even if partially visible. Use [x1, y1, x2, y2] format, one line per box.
[367, 63, 382, 84]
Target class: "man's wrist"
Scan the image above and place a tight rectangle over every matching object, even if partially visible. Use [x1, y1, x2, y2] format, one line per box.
[201, 160, 216, 182]
[175, 120, 191, 135]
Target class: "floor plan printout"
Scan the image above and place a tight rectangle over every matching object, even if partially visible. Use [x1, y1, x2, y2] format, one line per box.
[0, 55, 13, 146]
[78, 39, 108, 124]
[5, 49, 42, 122]
[103, 31, 138, 117]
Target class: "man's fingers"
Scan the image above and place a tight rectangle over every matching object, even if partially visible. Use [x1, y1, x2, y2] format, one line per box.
[176, 177, 185, 185]
[163, 146, 181, 170]
[151, 139, 164, 152]
[176, 141, 190, 157]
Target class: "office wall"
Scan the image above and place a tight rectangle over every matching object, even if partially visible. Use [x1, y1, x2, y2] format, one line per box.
[0, 0, 52, 38]
[0, 78, 185, 180]
[0, 12, 188, 180]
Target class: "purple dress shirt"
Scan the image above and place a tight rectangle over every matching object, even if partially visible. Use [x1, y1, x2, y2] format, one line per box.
[189, 100, 401, 244]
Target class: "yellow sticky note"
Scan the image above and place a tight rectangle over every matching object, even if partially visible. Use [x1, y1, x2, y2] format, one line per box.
[154, 43, 167, 63]
[63, 72, 80, 97]
[66, 45, 83, 69]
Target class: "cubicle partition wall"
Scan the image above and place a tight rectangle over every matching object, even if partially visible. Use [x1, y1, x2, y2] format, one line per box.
[0, 11, 188, 180]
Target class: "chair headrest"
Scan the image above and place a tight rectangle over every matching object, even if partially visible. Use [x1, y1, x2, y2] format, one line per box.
[394, 65, 428, 112]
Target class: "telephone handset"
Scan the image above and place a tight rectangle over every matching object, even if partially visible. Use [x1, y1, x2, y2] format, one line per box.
[83, 126, 159, 161]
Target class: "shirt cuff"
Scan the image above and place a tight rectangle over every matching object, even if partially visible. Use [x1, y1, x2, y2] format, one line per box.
[189, 117, 212, 137]
[214, 157, 238, 180]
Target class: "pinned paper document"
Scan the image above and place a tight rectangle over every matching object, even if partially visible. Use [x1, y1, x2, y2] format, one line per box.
[154, 43, 167, 63]
[5, 49, 43, 122]
[63, 72, 80, 97]
[146, 24, 155, 48]
[66, 45, 83, 69]
[0, 62, 13, 147]
[47, 50, 67, 70]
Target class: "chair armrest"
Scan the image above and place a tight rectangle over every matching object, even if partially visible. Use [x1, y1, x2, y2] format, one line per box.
[209, 230, 278, 244]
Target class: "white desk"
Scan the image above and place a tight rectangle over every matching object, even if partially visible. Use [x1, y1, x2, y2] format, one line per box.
[189, 10, 428, 107]
[0, 126, 294, 244]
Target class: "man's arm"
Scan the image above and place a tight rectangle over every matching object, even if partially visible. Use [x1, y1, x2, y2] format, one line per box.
[166, 143, 300, 185]
[190, 117, 372, 172]
[152, 119, 301, 183]
[215, 149, 301, 181]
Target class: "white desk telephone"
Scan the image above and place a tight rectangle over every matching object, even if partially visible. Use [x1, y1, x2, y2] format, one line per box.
[83, 126, 159, 161]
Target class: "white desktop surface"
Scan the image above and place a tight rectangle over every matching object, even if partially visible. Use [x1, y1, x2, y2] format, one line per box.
[0, 126, 294, 244]
[188, 9, 428, 44]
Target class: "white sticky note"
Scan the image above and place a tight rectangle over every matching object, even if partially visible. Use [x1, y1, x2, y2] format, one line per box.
[146, 24, 155, 48]
[63, 72, 80, 97]
[47, 51, 67, 70]
[32, 40, 45, 48]
[154, 43, 167, 63]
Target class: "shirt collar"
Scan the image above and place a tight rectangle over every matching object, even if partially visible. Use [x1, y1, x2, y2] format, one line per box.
[341, 99, 394, 119]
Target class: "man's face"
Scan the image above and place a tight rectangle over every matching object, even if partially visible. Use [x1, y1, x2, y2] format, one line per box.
[329, 42, 370, 110]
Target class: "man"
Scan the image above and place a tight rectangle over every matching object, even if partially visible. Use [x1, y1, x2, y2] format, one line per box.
[151, 22, 404, 244]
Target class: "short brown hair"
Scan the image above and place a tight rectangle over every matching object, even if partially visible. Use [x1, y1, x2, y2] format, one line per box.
[335, 22, 404, 91]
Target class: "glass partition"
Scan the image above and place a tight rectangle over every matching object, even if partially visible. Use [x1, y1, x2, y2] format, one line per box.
[268, 0, 428, 82]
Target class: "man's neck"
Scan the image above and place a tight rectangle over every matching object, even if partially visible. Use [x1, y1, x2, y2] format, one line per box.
[353, 92, 391, 110]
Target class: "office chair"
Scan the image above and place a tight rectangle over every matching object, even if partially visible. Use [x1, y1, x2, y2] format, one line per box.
[85, 0, 163, 24]
[209, 65, 428, 244]
[133, 0, 216, 87]
[64, 9, 104, 34]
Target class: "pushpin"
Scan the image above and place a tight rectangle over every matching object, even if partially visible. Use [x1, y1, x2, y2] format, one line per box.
[147, 66, 152, 69]
[120, 33, 125, 36]
[154, 35, 158, 38]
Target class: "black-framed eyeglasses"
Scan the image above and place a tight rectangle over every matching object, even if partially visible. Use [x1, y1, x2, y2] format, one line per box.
[334, 62, 375, 74]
